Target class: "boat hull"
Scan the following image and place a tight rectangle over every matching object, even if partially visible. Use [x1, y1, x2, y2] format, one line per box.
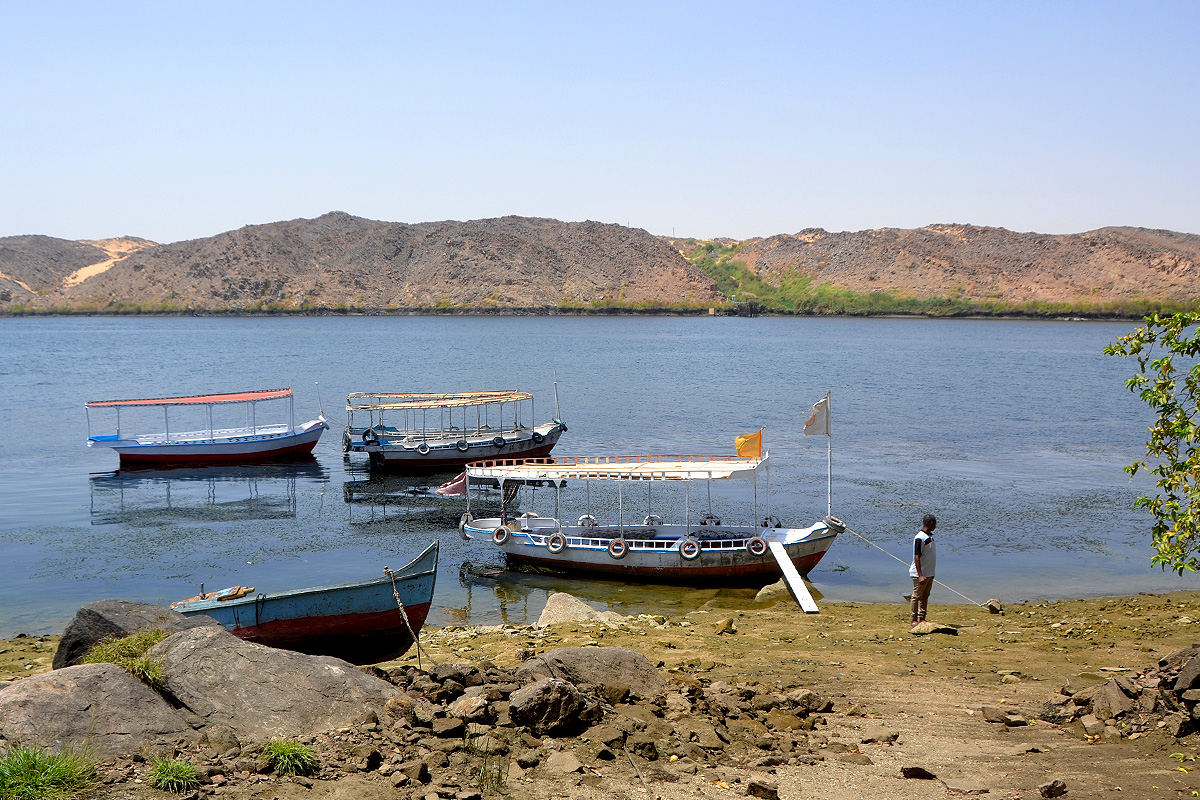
[107, 419, 327, 466]
[174, 541, 438, 665]
[365, 423, 563, 474]
[462, 520, 838, 586]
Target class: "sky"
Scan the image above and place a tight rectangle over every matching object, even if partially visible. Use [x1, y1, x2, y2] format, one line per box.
[1, 2, 1197, 244]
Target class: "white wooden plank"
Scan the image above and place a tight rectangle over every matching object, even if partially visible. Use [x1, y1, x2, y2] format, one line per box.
[769, 540, 819, 613]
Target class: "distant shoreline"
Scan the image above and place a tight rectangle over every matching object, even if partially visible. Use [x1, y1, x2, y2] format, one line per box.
[0, 307, 1152, 321]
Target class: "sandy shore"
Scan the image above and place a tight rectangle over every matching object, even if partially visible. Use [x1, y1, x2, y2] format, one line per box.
[5, 590, 1200, 799]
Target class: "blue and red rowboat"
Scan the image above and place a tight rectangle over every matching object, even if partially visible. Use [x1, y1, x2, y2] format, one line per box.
[86, 388, 328, 466]
[171, 541, 438, 665]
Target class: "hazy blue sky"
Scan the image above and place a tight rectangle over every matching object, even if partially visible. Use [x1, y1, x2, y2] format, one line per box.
[2, 2, 1196, 243]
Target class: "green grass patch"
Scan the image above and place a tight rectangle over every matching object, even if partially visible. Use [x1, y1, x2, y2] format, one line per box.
[80, 628, 167, 688]
[0, 745, 98, 800]
[148, 756, 201, 793]
[262, 739, 319, 777]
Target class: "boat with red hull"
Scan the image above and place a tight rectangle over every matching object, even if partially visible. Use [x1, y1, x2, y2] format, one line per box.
[456, 453, 844, 585]
[171, 541, 438, 665]
[86, 388, 328, 466]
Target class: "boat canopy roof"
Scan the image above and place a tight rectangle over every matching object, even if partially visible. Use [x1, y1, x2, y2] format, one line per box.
[86, 388, 293, 409]
[346, 390, 533, 412]
[466, 454, 766, 482]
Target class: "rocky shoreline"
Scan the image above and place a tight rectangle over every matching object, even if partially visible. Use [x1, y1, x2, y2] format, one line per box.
[4, 589, 1200, 799]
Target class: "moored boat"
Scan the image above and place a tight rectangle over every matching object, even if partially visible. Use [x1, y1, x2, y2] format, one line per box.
[86, 388, 328, 465]
[344, 390, 567, 473]
[456, 454, 844, 585]
[171, 541, 438, 665]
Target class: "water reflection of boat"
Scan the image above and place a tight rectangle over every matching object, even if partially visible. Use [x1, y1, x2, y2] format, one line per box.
[172, 541, 438, 665]
[342, 472, 491, 527]
[88, 460, 328, 526]
[456, 559, 785, 627]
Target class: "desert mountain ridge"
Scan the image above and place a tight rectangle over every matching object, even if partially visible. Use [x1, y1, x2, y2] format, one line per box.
[1, 212, 1197, 315]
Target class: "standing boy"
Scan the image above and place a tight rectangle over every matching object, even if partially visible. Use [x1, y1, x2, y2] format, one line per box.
[909, 514, 937, 626]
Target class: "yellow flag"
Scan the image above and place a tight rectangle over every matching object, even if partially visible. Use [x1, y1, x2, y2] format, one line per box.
[735, 429, 763, 457]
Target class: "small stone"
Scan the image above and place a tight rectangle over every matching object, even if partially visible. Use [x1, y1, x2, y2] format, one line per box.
[1038, 779, 1067, 798]
[837, 753, 874, 765]
[716, 618, 737, 635]
[900, 765, 937, 779]
[745, 779, 779, 799]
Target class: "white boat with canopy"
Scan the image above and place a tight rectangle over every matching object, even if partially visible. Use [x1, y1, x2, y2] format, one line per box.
[344, 389, 566, 473]
[456, 452, 843, 584]
[85, 387, 328, 465]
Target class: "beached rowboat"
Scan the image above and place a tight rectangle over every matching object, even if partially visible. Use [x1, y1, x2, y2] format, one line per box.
[171, 541, 438, 665]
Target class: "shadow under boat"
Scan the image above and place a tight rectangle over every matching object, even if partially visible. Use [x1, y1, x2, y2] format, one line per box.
[455, 559, 823, 626]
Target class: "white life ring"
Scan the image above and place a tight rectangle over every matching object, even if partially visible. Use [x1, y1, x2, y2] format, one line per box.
[643, 514, 663, 526]
[679, 538, 701, 560]
[578, 514, 598, 527]
[417, 443, 430, 455]
[493, 527, 510, 545]
[547, 533, 567, 554]
[607, 539, 628, 559]
[747, 536, 768, 557]
[457, 439, 470, 451]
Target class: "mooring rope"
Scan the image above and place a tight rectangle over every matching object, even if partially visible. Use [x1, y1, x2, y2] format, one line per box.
[842, 524, 987, 607]
[384, 566, 437, 670]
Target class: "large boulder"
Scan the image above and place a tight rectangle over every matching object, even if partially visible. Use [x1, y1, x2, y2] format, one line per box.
[150, 626, 400, 740]
[509, 678, 588, 736]
[0, 663, 198, 758]
[54, 600, 219, 669]
[517, 647, 666, 700]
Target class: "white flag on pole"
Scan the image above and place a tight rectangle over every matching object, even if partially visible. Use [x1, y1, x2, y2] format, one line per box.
[803, 395, 830, 436]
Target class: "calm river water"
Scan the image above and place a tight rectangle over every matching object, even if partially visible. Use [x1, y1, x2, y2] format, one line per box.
[0, 315, 1194, 638]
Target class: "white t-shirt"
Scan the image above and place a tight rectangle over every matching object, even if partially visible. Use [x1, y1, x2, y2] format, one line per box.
[909, 531, 936, 578]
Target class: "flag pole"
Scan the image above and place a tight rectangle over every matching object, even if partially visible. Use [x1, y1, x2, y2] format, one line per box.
[826, 390, 832, 517]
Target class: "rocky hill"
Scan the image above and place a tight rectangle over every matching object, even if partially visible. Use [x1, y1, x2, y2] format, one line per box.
[0, 213, 720, 312]
[1, 214, 1197, 314]
[689, 224, 1200, 308]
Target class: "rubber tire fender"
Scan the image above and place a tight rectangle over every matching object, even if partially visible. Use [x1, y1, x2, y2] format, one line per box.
[532, 431, 545, 443]
[607, 539, 628, 559]
[823, 515, 846, 534]
[457, 439, 470, 451]
[547, 533, 567, 554]
[417, 443, 430, 455]
[362, 428, 378, 444]
[493, 436, 506, 448]
[493, 527, 510, 545]
[679, 538, 701, 561]
[747, 536, 768, 557]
